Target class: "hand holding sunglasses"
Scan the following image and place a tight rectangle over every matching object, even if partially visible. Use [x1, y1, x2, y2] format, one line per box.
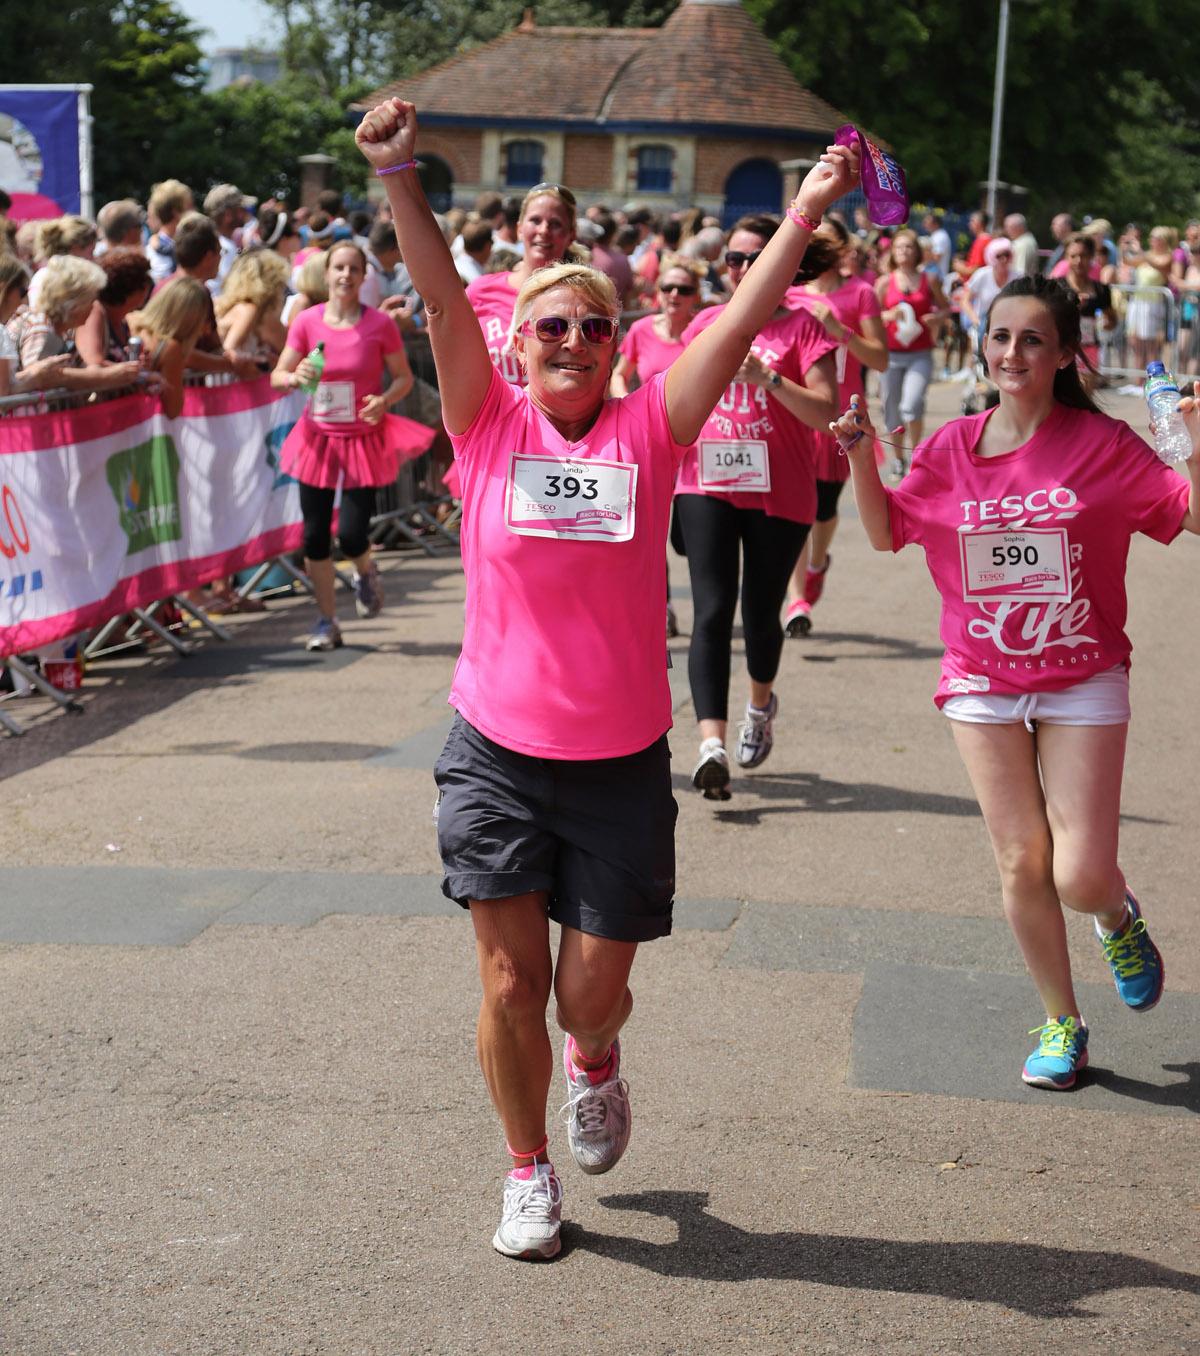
[521, 315, 618, 344]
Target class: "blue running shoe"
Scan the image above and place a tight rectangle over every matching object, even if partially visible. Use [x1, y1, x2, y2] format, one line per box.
[1022, 1016, 1089, 1090]
[1096, 892, 1164, 1012]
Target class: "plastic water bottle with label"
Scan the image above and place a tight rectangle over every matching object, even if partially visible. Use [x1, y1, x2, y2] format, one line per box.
[1144, 362, 1193, 463]
[299, 341, 326, 394]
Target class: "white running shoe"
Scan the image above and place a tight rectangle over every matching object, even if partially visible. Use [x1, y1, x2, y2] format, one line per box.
[692, 737, 731, 800]
[560, 1037, 632, 1176]
[492, 1162, 563, 1260]
[735, 693, 778, 769]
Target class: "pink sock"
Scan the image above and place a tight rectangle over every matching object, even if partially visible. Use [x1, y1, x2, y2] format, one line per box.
[568, 1035, 614, 1084]
[509, 1164, 538, 1181]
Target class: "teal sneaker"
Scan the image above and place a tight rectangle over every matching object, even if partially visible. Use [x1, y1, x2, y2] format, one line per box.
[1022, 1016, 1089, 1090]
[1096, 892, 1164, 1012]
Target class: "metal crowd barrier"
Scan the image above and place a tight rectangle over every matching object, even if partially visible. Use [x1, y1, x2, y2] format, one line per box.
[1098, 283, 1178, 383]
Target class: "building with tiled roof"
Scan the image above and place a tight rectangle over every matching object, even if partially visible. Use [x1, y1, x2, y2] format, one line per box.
[355, 0, 853, 224]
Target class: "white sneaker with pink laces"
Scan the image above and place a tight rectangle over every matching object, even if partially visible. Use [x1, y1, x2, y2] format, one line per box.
[560, 1036, 632, 1175]
[492, 1162, 563, 1260]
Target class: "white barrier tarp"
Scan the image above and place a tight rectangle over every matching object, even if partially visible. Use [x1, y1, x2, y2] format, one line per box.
[0, 378, 306, 657]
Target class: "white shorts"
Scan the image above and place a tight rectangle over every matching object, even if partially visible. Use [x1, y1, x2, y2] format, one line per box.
[942, 665, 1130, 731]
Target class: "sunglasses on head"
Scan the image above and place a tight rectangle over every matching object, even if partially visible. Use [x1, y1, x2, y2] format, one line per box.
[724, 249, 763, 269]
[527, 181, 577, 208]
[522, 314, 618, 344]
[660, 282, 697, 296]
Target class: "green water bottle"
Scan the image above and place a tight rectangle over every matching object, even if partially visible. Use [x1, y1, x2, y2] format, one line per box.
[299, 341, 325, 393]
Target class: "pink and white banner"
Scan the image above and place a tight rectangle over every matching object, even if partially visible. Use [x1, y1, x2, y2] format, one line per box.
[0, 378, 307, 657]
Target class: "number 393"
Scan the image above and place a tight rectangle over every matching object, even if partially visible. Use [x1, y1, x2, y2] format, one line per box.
[544, 474, 598, 500]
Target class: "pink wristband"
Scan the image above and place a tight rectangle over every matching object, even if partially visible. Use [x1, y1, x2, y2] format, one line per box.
[376, 160, 418, 176]
[787, 204, 822, 232]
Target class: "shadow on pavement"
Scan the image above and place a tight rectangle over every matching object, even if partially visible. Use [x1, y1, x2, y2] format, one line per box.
[574, 1191, 1200, 1316]
[795, 630, 945, 663]
[1085, 1062, 1200, 1114]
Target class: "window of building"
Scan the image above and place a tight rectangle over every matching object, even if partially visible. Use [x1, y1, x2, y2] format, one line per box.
[635, 145, 674, 194]
[505, 140, 544, 188]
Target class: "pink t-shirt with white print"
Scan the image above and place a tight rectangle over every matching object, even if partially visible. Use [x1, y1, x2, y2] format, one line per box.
[447, 367, 691, 759]
[787, 276, 882, 481]
[889, 402, 1190, 707]
[465, 271, 525, 387]
[618, 313, 687, 386]
[677, 303, 836, 523]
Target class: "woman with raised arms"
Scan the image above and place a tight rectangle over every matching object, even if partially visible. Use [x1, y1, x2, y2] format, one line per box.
[356, 96, 857, 1260]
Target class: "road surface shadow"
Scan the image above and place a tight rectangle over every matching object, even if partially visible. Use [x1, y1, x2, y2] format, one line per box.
[1085, 1062, 1200, 1114]
[572, 1191, 1200, 1316]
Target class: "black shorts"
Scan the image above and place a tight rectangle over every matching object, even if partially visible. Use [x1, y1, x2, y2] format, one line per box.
[433, 713, 678, 943]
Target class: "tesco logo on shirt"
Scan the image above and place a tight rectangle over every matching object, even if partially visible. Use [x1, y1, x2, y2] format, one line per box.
[959, 486, 1078, 524]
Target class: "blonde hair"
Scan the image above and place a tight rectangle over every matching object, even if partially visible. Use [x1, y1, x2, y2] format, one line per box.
[148, 179, 193, 229]
[130, 277, 210, 346]
[512, 264, 618, 338]
[35, 215, 97, 261]
[658, 253, 707, 282]
[215, 249, 290, 321]
[518, 184, 577, 235]
[0, 254, 30, 304]
[294, 252, 329, 303]
[37, 254, 106, 326]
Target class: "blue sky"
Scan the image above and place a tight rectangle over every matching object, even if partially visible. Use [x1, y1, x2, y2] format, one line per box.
[177, 0, 275, 52]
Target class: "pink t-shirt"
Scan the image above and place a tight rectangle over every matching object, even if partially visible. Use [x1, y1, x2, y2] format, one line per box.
[285, 304, 401, 435]
[466, 271, 524, 386]
[889, 403, 1190, 707]
[618, 313, 687, 386]
[676, 304, 836, 523]
[447, 367, 691, 759]
[1050, 259, 1103, 281]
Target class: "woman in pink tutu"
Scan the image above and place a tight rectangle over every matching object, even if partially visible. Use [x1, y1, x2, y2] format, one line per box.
[271, 242, 434, 650]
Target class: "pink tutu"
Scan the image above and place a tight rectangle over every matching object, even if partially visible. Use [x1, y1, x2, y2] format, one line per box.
[281, 413, 436, 489]
[441, 459, 462, 498]
[814, 430, 851, 483]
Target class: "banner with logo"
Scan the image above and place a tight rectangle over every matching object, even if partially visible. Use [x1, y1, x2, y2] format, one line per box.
[0, 378, 306, 657]
[0, 85, 88, 218]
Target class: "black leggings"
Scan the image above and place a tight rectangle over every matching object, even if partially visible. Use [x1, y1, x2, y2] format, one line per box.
[815, 478, 846, 524]
[675, 494, 810, 723]
[298, 483, 377, 561]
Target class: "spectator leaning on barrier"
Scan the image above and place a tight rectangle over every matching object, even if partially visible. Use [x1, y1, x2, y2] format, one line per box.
[0, 256, 73, 397]
[7, 255, 140, 394]
[215, 249, 290, 366]
[96, 199, 144, 255]
[146, 179, 194, 283]
[76, 247, 153, 365]
[129, 277, 210, 418]
[202, 183, 245, 292]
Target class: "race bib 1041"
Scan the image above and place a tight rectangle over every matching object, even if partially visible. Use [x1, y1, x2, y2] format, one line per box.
[698, 439, 770, 492]
[960, 528, 1072, 604]
[505, 454, 637, 542]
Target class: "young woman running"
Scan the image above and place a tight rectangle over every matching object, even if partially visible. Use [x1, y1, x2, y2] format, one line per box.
[356, 96, 856, 1258]
[833, 273, 1200, 1090]
[271, 242, 432, 651]
[782, 219, 888, 636]
[678, 216, 839, 799]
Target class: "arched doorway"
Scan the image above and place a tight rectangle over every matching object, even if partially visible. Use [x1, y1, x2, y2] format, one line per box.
[418, 155, 454, 213]
[722, 159, 783, 229]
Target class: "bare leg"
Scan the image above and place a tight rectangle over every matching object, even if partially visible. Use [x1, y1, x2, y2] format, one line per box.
[305, 556, 336, 620]
[1037, 723, 1129, 932]
[470, 894, 554, 1165]
[809, 516, 837, 572]
[554, 927, 639, 1063]
[951, 720, 1079, 1021]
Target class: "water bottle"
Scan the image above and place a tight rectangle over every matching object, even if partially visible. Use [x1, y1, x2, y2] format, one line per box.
[1144, 362, 1193, 463]
[299, 341, 325, 394]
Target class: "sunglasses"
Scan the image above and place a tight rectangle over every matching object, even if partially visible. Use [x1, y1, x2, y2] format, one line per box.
[522, 315, 618, 344]
[724, 250, 763, 269]
[660, 282, 697, 296]
[527, 181, 577, 208]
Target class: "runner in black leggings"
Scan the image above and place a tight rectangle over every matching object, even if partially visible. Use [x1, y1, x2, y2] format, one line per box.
[677, 219, 839, 798]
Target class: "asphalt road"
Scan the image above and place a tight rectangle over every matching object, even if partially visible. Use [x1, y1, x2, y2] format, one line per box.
[1, 379, 1197, 1356]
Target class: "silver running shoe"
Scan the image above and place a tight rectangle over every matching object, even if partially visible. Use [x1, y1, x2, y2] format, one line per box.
[492, 1163, 563, 1260]
[735, 693, 778, 769]
[692, 737, 731, 800]
[560, 1038, 631, 1176]
[353, 562, 383, 618]
[305, 617, 343, 651]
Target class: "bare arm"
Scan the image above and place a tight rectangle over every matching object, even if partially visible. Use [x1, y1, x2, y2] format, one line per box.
[831, 395, 892, 549]
[270, 344, 315, 391]
[807, 298, 888, 373]
[737, 350, 837, 431]
[155, 338, 187, 419]
[1173, 389, 1200, 534]
[356, 99, 491, 435]
[664, 144, 859, 445]
[74, 302, 108, 366]
[359, 346, 415, 424]
[610, 353, 635, 398]
[219, 302, 258, 356]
